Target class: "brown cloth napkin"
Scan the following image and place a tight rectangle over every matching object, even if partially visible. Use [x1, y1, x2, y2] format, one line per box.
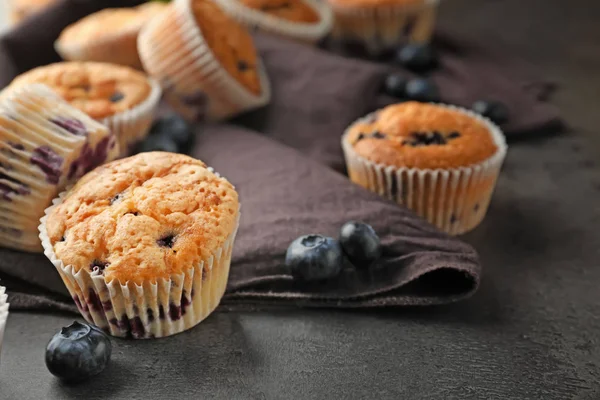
[0, 0, 560, 312]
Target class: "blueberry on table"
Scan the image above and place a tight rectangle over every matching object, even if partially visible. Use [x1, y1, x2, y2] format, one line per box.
[150, 114, 194, 148]
[395, 43, 438, 73]
[286, 234, 344, 281]
[46, 321, 112, 383]
[472, 100, 509, 125]
[405, 78, 441, 102]
[339, 221, 381, 268]
[384, 74, 408, 98]
[137, 134, 179, 154]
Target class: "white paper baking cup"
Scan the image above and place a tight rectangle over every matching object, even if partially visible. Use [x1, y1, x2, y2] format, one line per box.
[214, 0, 333, 43]
[39, 173, 241, 339]
[329, 0, 439, 54]
[0, 285, 9, 365]
[0, 84, 117, 252]
[101, 78, 162, 156]
[138, 0, 271, 122]
[341, 104, 507, 235]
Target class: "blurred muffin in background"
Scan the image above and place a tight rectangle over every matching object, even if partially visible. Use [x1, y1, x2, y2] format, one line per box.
[55, 2, 167, 70]
[213, 0, 333, 43]
[9, 0, 58, 25]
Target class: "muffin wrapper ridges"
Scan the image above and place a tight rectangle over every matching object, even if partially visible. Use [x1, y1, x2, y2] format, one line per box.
[0, 84, 118, 252]
[137, 0, 271, 122]
[0, 285, 9, 365]
[213, 0, 334, 43]
[342, 104, 507, 235]
[39, 173, 241, 339]
[329, 0, 439, 55]
[101, 78, 162, 157]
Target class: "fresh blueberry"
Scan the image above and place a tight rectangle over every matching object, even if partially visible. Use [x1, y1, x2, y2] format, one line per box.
[339, 221, 381, 268]
[395, 43, 438, 73]
[150, 114, 194, 148]
[136, 134, 178, 154]
[472, 100, 509, 125]
[45, 321, 112, 382]
[405, 78, 441, 102]
[285, 234, 344, 281]
[383, 74, 408, 98]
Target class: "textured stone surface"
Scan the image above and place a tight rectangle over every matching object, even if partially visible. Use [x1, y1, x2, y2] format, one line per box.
[2, 0, 600, 398]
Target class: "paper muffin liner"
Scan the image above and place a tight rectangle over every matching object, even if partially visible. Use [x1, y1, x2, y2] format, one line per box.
[100, 78, 162, 157]
[39, 176, 241, 339]
[55, 28, 143, 70]
[329, 0, 439, 55]
[0, 285, 9, 365]
[138, 0, 271, 122]
[341, 104, 507, 235]
[213, 0, 333, 43]
[0, 84, 118, 252]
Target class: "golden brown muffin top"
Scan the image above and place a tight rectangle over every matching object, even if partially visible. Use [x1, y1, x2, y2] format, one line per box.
[191, 0, 262, 95]
[7, 62, 152, 120]
[10, 0, 57, 22]
[327, 0, 423, 8]
[239, 0, 319, 23]
[45, 152, 240, 285]
[346, 102, 499, 169]
[57, 3, 167, 46]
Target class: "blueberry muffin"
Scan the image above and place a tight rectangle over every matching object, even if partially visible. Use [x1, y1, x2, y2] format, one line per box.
[40, 152, 241, 338]
[9, 0, 57, 25]
[55, 2, 168, 69]
[6, 62, 161, 156]
[138, 0, 271, 121]
[341, 102, 507, 234]
[0, 84, 118, 252]
[214, 0, 333, 43]
[327, 0, 439, 55]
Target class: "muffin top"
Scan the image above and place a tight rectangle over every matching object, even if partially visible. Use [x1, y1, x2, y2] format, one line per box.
[191, 0, 262, 95]
[45, 152, 240, 285]
[7, 62, 152, 120]
[239, 0, 319, 23]
[345, 102, 499, 169]
[56, 3, 167, 46]
[327, 0, 423, 8]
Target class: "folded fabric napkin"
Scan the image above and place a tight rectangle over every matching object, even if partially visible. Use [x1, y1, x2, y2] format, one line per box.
[0, 0, 561, 312]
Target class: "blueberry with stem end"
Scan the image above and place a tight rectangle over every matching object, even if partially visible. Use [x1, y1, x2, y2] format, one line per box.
[472, 100, 509, 125]
[339, 221, 381, 268]
[149, 114, 195, 149]
[395, 43, 438, 73]
[45, 321, 112, 383]
[383, 74, 408, 98]
[405, 78, 441, 102]
[286, 234, 344, 281]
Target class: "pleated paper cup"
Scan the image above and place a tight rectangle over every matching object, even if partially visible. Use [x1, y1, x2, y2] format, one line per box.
[0, 84, 118, 252]
[100, 78, 162, 156]
[0, 285, 8, 365]
[329, 0, 439, 55]
[39, 178, 241, 339]
[138, 0, 271, 122]
[213, 0, 334, 43]
[342, 105, 507, 235]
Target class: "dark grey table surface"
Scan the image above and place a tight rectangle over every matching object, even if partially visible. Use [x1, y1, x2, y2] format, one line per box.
[2, 0, 600, 399]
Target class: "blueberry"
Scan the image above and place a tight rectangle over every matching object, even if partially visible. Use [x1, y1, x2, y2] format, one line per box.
[136, 134, 178, 154]
[285, 235, 344, 281]
[395, 43, 438, 73]
[150, 114, 194, 148]
[472, 100, 509, 125]
[339, 221, 381, 268]
[45, 321, 112, 383]
[383, 74, 408, 98]
[405, 78, 440, 102]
